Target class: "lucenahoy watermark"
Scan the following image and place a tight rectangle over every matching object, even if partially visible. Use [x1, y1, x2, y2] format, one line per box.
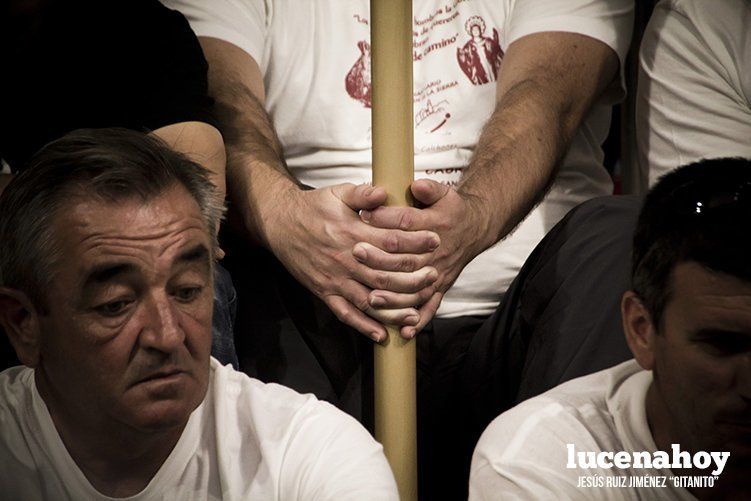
[566, 444, 730, 476]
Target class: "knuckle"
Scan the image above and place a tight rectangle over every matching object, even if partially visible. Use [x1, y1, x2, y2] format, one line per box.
[354, 296, 370, 312]
[398, 211, 413, 230]
[399, 255, 417, 272]
[337, 308, 355, 325]
[384, 233, 400, 253]
[375, 271, 391, 290]
[309, 276, 326, 297]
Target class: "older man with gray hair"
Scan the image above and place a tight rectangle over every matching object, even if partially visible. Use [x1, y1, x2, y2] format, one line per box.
[0, 128, 397, 500]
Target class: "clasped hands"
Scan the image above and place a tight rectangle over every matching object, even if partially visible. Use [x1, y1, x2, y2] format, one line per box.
[268, 178, 487, 342]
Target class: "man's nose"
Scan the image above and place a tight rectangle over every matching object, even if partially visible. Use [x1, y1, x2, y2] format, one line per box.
[138, 290, 184, 352]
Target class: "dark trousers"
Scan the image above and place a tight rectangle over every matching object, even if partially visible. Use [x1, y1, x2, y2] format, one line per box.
[222, 195, 640, 500]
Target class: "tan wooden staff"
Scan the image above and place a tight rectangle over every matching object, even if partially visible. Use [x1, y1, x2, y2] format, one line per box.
[371, 0, 417, 499]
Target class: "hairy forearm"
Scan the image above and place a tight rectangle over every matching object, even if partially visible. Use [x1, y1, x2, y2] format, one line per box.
[459, 32, 618, 252]
[151, 121, 227, 203]
[459, 77, 575, 249]
[213, 78, 301, 245]
[201, 37, 300, 247]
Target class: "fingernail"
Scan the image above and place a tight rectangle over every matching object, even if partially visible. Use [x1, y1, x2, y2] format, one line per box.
[364, 186, 375, 197]
[373, 332, 385, 342]
[370, 295, 386, 307]
[403, 328, 416, 339]
[353, 244, 367, 262]
[427, 269, 438, 282]
[361, 210, 371, 223]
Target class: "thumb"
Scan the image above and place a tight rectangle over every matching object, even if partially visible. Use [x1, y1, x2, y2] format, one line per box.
[411, 178, 450, 207]
[333, 183, 388, 211]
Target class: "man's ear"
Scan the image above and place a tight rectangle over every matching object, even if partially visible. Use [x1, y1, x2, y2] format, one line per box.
[621, 290, 656, 370]
[0, 287, 41, 368]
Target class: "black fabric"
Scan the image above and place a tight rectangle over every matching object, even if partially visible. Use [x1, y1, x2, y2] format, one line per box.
[0, 0, 215, 171]
[457, 195, 639, 499]
[222, 195, 640, 500]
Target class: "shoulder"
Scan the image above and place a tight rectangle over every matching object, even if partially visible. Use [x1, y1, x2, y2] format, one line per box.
[475, 366, 620, 461]
[0, 367, 42, 487]
[211, 358, 318, 411]
[647, 0, 750, 54]
[210, 359, 376, 446]
[470, 362, 643, 497]
[208, 360, 398, 499]
[0, 366, 34, 423]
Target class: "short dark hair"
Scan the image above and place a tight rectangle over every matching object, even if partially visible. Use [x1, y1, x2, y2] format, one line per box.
[0, 127, 224, 311]
[632, 157, 751, 328]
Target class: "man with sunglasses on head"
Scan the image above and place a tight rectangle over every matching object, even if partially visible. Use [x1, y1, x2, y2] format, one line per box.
[470, 157, 751, 500]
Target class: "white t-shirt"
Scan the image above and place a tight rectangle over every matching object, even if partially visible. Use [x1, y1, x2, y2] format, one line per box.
[469, 360, 696, 500]
[0, 359, 398, 500]
[164, 0, 634, 317]
[637, 0, 751, 187]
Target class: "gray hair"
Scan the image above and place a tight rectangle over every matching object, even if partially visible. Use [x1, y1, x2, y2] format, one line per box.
[0, 127, 225, 311]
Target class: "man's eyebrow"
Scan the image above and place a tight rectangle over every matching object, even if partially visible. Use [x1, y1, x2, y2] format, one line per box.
[83, 263, 137, 287]
[81, 245, 209, 288]
[176, 244, 211, 267]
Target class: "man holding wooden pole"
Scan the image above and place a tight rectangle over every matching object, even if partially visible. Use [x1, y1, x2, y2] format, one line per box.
[165, 0, 635, 497]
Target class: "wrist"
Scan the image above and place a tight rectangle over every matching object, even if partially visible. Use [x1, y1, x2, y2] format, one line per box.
[256, 178, 302, 251]
[461, 191, 501, 255]
[228, 159, 300, 249]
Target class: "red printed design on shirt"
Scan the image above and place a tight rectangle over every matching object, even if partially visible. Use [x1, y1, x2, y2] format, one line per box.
[456, 16, 503, 85]
[345, 40, 372, 108]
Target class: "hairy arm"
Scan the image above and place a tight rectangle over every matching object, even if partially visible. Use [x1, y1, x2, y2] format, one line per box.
[151, 121, 227, 203]
[460, 31, 619, 248]
[200, 37, 440, 340]
[361, 31, 620, 335]
[198, 37, 296, 246]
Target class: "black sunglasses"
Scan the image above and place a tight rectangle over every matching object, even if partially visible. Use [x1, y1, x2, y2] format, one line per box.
[663, 178, 751, 217]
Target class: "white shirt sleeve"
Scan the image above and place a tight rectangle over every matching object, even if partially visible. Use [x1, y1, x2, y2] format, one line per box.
[161, 0, 268, 67]
[468, 400, 631, 501]
[636, 0, 751, 186]
[506, 0, 634, 88]
[279, 400, 399, 501]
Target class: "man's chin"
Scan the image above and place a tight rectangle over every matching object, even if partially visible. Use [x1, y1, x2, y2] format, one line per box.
[129, 399, 200, 432]
[123, 386, 205, 432]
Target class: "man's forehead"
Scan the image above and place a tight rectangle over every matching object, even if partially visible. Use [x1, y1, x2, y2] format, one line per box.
[670, 262, 751, 328]
[53, 187, 210, 265]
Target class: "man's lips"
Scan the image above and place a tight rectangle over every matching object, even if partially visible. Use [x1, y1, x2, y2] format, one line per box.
[132, 368, 186, 386]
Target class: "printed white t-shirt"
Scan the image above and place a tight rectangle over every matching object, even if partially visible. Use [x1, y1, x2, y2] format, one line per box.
[0, 358, 398, 500]
[164, 0, 634, 317]
[469, 360, 696, 500]
[637, 0, 751, 187]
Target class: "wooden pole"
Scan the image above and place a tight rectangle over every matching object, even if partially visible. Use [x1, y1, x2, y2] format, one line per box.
[371, 1, 417, 500]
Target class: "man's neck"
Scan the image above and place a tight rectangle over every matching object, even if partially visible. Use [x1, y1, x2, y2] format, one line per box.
[35, 371, 186, 497]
